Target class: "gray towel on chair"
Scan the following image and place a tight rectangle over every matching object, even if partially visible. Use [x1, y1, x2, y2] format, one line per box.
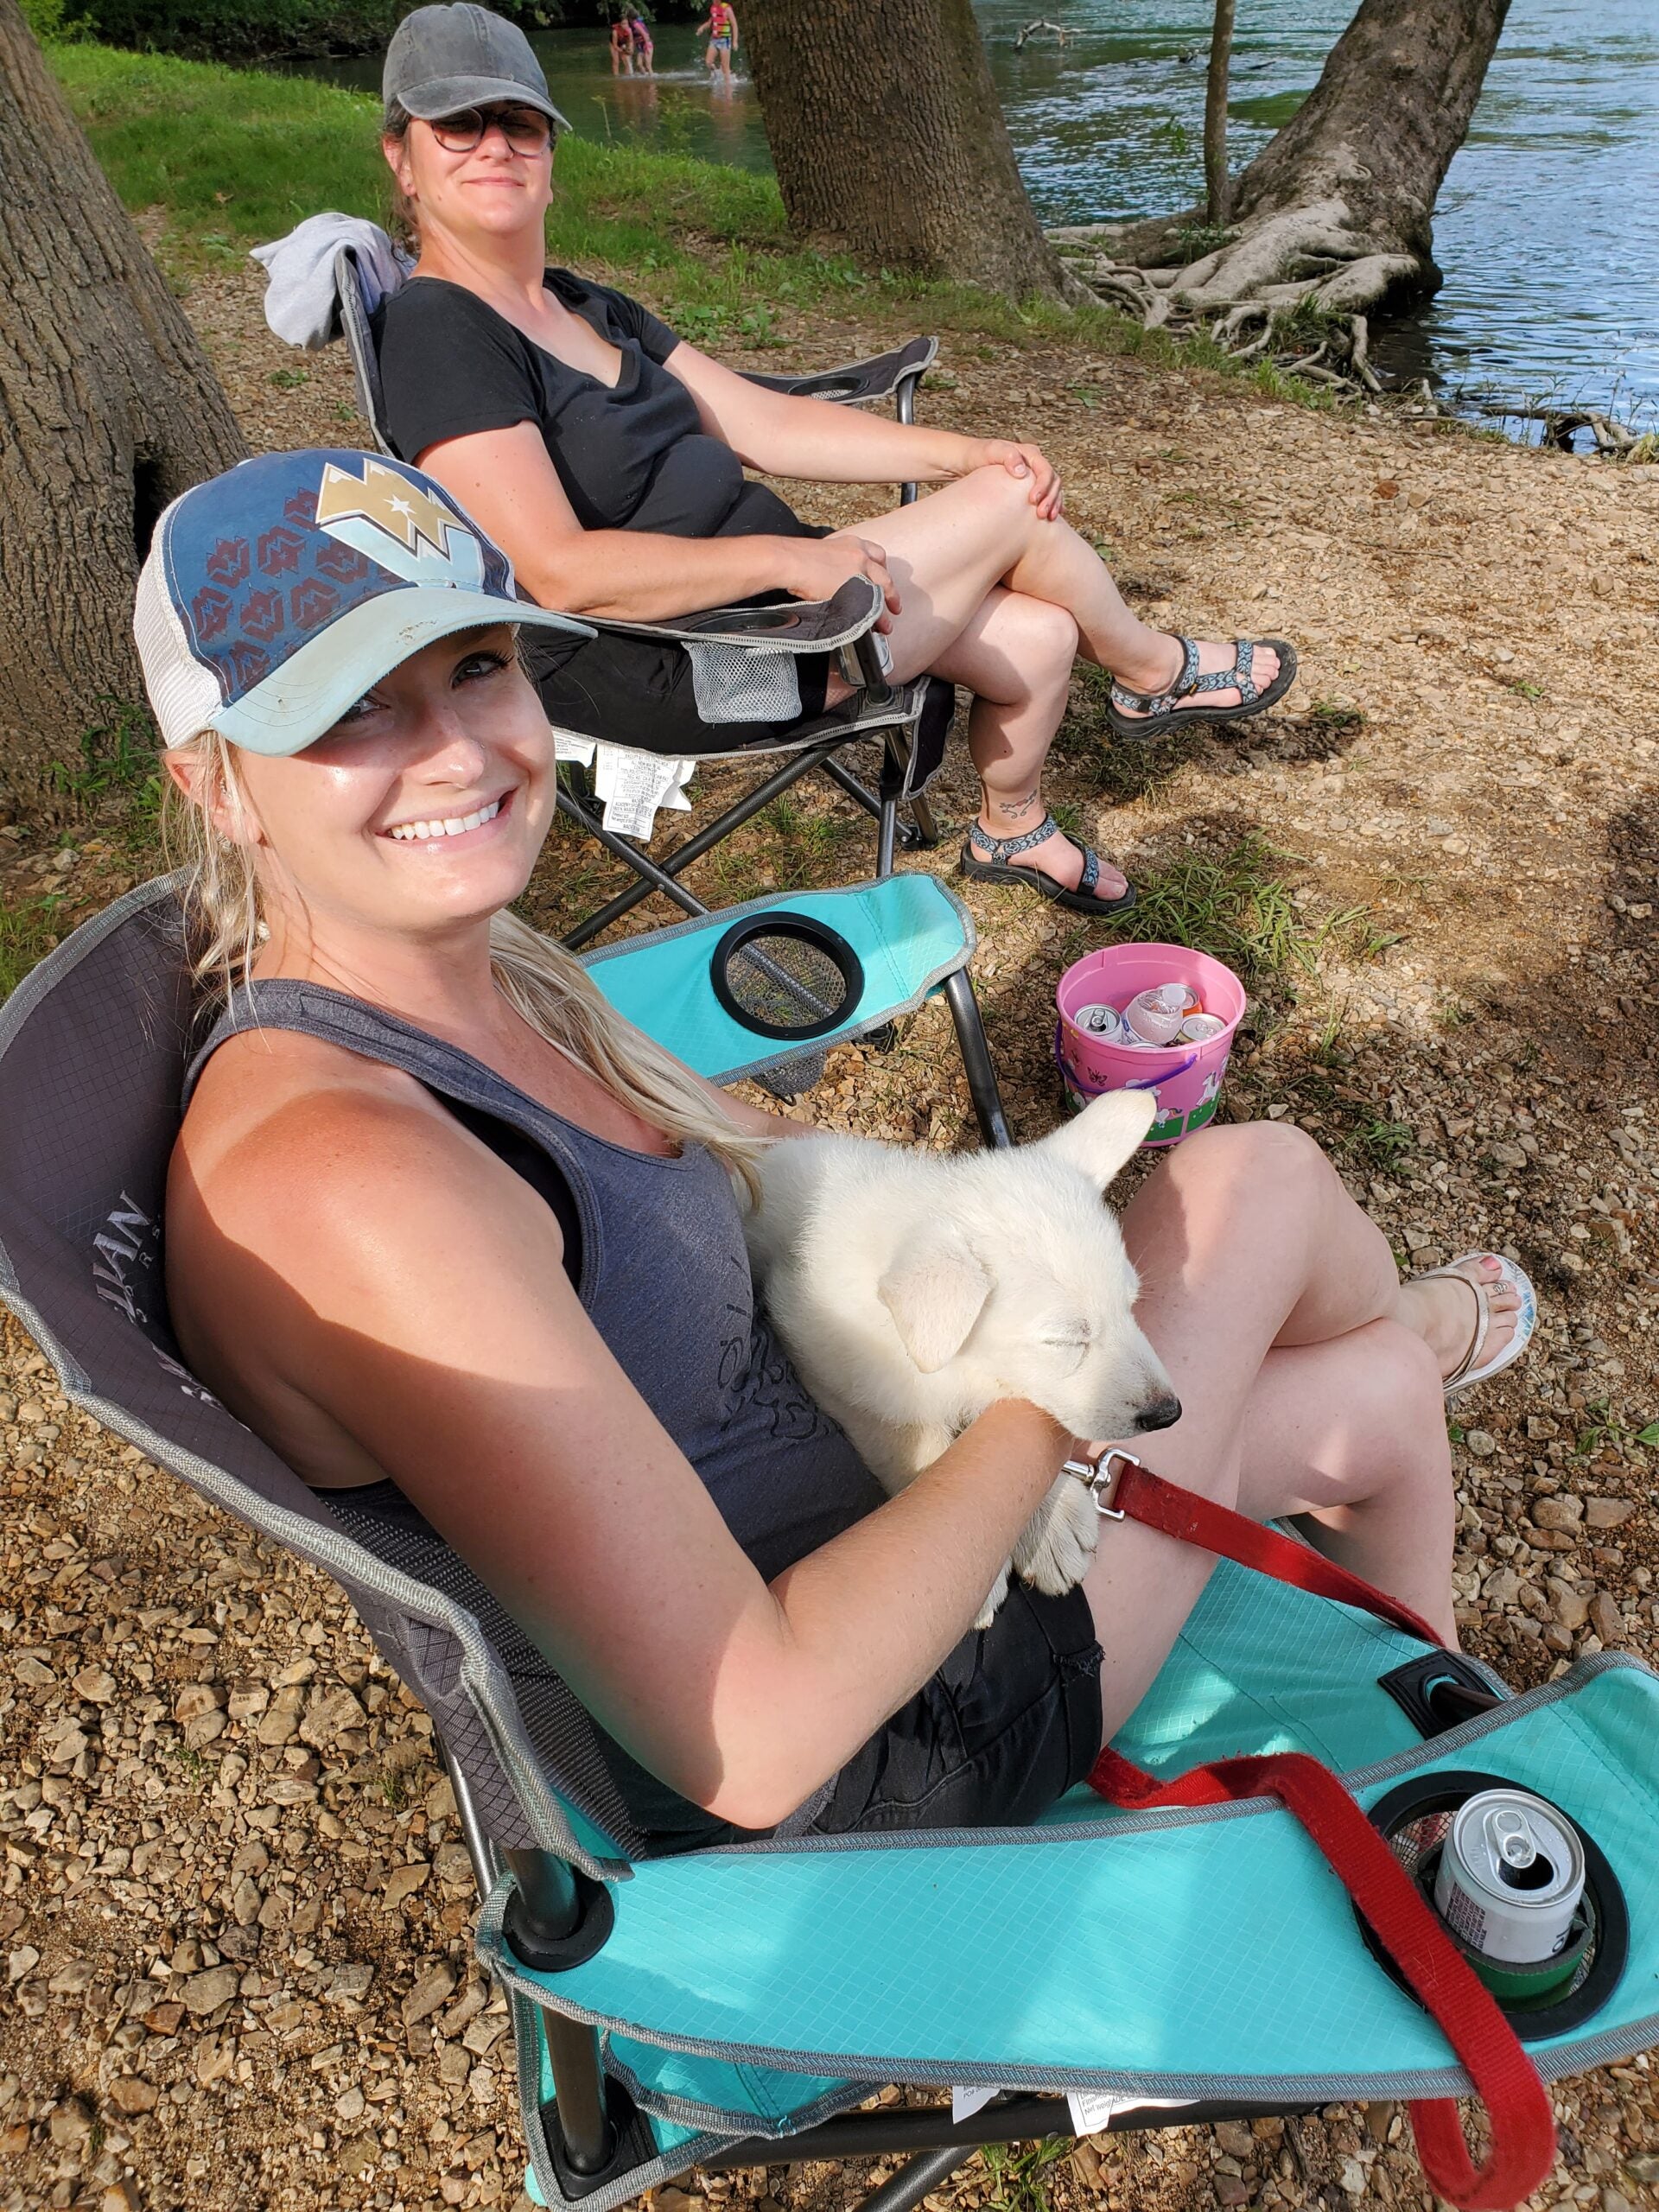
[250, 214, 411, 351]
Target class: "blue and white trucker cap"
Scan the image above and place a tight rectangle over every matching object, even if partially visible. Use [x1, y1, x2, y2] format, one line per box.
[134, 448, 591, 756]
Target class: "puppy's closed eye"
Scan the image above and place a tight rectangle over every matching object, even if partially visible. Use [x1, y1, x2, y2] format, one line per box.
[1038, 1322, 1092, 1373]
[1039, 1321, 1092, 1349]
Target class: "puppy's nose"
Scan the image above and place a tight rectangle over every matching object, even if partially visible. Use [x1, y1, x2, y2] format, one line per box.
[1132, 1394, 1182, 1433]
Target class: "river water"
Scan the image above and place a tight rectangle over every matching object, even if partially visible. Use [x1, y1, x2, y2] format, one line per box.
[311, 0, 1659, 428]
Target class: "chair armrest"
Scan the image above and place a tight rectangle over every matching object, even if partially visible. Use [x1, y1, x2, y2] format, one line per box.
[741, 335, 938, 406]
[582, 574, 883, 658]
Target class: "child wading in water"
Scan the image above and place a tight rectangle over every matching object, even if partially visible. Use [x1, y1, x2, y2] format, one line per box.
[699, 0, 737, 84]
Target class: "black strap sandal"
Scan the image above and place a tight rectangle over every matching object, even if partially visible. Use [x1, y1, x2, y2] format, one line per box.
[958, 812, 1136, 918]
[1107, 635, 1299, 741]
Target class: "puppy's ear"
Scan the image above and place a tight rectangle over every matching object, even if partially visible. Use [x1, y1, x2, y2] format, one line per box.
[877, 1230, 994, 1374]
[1039, 1089, 1156, 1190]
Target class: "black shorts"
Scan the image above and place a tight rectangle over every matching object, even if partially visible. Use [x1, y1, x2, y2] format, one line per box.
[800, 1583, 1103, 1837]
[527, 623, 835, 757]
[619, 1583, 1103, 1853]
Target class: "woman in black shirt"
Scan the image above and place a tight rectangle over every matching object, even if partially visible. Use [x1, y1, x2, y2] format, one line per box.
[376, 29, 1299, 916]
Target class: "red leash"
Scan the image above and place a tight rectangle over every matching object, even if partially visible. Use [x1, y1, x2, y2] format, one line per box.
[1083, 1454, 1556, 2210]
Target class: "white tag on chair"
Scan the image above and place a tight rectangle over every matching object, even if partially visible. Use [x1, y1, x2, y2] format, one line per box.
[950, 2085, 1008, 2122]
[552, 728, 597, 766]
[592, 745, 697, 838]
[1065, 2090, 1198, 2135]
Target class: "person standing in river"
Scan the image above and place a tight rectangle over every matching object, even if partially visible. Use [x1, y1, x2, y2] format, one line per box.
[372, 3, 1300, 919]
[698, 0, 738, 86]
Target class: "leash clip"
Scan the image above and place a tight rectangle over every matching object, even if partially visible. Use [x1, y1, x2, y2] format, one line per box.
[1062, 1446, 1141, 1520]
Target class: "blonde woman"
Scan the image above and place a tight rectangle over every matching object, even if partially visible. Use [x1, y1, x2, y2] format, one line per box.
[141, 450, 1529, 1853]
[371, 3, 1301, 922]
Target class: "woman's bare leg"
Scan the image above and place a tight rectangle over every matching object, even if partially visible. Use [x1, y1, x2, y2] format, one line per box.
[1090, 1319, 1456, 1738]
[832, 469, 1281, 891]
[849, 467, 1281, 715]
[1075, 1122, 1515, 1735]
[924, 586, 1130, 903]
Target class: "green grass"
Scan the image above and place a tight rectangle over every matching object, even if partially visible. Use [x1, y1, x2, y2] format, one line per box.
[1109, 833, 1369, 992]
[1347, 1116, 1415, 1172]
[0, 891, 67, 999]
[48, 699, 163, 850]
[979, 2139, 1074, 2212]
[50, 41, 1387, 386]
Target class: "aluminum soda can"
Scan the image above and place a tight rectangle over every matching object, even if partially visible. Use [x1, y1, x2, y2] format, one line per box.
[1178, 1011, 1226, 1044]
[1432, 1789, 1586, 1967]
[1074, 1002, 1123, 1039]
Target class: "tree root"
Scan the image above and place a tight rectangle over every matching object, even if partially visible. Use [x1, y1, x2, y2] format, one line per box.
[1015, 16, 1072, 45]
[1047, 190, 1442, 412]
[1050, 215, 1649, 453]
[1465, 402, 1645, 456]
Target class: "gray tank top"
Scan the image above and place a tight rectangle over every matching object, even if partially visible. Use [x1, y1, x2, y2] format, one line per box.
[182, 980, 885, 1580]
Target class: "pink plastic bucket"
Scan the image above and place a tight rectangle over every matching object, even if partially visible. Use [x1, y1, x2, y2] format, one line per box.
[1055, 941, 1247, 1147]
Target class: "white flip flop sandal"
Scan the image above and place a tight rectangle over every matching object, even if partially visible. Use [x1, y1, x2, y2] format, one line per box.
[1412, 1250, 1538, 1402]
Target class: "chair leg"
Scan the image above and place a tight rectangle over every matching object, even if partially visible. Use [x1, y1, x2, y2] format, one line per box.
[907, 791, 940, 849]
[503, 1849, 615, 2177]
[857, 2147, 975, 2212]
[557, 785, 709, 948]
[875, 737, 906, 880]
[942, 969, 1012, 1149]
[561, 741, 847, 950]
[437, 1736, 504, 1900]
[817, 752, 925, 851]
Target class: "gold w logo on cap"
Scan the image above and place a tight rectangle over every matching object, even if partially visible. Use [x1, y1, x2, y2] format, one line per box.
[316, 458, 466, 561]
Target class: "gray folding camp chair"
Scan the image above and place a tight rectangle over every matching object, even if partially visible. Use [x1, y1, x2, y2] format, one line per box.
[330, 245, 950, 950]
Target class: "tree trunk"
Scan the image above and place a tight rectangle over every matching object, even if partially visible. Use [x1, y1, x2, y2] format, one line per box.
[1062, 0, 1510, 321]
[1204, 0, 1235, 227]
[743, 0, 1063, 300]
[0, 0, 246, 818]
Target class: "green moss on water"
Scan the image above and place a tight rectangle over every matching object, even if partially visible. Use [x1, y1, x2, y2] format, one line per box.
[1228, 88, 1309, 130]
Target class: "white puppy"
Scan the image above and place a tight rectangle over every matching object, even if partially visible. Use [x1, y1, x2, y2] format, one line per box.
[745, 1089, 1182, 1624]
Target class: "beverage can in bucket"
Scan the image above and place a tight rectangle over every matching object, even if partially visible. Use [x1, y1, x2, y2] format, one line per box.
[1054, 943, 1246, 1147]
[1432, 1789, 1586, 1993]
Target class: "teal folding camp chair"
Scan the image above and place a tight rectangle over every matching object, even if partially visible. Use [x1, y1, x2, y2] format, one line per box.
[4, 878, 1658, 2212]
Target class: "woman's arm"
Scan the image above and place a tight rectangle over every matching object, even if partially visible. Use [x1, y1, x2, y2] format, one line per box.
[193, 1087, 1072, 1829]
[416, 422, 901, 621]
[665, 342, 1064, 518]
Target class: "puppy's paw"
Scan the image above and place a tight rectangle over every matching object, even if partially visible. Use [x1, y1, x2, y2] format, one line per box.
[1014, 1472, 1100, 1597]
[974, 1561, 1013, 1630]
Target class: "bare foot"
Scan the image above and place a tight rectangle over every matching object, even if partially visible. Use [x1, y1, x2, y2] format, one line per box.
[969, 817, 1130, 900]
[1112, 633, 1282, 719]
[1395, 1255, 1522, 1383]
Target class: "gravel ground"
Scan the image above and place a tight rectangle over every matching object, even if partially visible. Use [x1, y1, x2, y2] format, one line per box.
[2, 265, 1656, 2212]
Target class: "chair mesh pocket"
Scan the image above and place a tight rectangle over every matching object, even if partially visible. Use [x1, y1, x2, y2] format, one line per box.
[710, 913, 865, 1043]
[685, 643, 802, 725]
[726, 931, 845, 1031]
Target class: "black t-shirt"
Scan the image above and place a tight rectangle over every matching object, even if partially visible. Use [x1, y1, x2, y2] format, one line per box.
[373, 269, 811, 542]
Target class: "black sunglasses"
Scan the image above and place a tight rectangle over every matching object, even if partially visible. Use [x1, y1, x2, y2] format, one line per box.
[429, 104, 553, 154]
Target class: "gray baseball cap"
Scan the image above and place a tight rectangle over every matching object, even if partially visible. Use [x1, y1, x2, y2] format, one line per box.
[384, 3, 570, 130]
